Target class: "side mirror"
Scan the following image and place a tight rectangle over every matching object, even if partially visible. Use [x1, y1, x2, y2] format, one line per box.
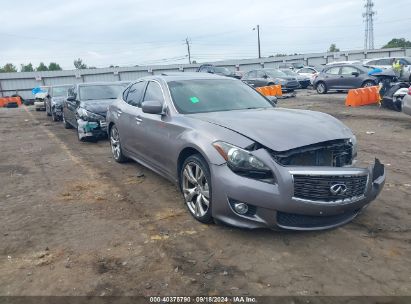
[262, 75, 268, 79]
[207, 70, 214, 74]
[142, 100, 163, 114]
[351, 72, 360, 77]
[67, 95, 76, 102]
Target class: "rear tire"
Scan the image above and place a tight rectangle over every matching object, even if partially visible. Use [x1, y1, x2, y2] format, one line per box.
[316, 82, 327, 94]
[51, 110, 59, 122]
[180, 154, 213, 224]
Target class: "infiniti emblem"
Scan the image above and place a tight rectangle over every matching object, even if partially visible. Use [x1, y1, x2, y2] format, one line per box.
[330, 183, 348, 195]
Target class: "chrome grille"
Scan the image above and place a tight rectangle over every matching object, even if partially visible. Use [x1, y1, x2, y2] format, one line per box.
[293, 175, 367, 202]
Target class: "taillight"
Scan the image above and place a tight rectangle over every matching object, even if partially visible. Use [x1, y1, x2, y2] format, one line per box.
[408, 87, 411, 95]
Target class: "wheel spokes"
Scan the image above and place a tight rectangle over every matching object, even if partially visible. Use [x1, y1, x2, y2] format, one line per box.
[183, 187, 196, 202]
[184, 165, 197, 185]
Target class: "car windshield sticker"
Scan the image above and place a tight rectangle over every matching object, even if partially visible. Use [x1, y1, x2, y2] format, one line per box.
[190, 96, 200, 103]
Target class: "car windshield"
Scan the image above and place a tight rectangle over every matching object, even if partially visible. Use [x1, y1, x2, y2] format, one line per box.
[52, 86, 70, 97]
[265, 69, 287, 78]
[214, 67, 232, 75]
[168, 79, 274, 114]
[79, 84, 125, 101]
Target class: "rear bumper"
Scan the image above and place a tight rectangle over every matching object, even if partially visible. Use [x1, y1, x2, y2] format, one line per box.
[210, 152, 385, 230]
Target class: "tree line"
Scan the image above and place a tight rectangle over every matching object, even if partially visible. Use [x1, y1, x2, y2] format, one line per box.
[1, 38, 411, 73]
[0, 58, 92, 73]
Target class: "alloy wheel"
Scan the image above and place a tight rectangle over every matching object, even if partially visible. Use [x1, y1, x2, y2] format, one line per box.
[182, 162, 210, 218]
[317, 83, 326, 94]
[110, 127, 121, 160]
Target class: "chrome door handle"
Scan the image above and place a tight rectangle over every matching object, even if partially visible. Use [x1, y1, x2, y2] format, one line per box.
[135, 116, 142, 124]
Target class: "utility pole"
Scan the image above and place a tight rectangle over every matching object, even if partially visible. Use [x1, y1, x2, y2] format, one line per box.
[253, 25, 261, 59]
[185, 38, 192, 64]
[363, 0, 376, 50]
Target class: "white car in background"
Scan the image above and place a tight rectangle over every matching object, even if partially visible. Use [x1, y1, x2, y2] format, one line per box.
[326, 60, 362, 66]
[34, 86, 50, 111]
[296, 67, 321, 85]
[363, 57, 411, 82]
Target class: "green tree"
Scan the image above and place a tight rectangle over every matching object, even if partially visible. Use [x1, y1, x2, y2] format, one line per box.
[48, 62, 62, 71]
[0, 63, 17, 73]
[328, 44, 340, 52]
[20, 63, 34, 72]
[37, 62, 49, 71]
[382, 38, 411, 49]
[74, 58, 87, 69]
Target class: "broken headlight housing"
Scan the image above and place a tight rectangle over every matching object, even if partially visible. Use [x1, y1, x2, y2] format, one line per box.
[350, 135, 358, 159]
[77, 108, 104, 122]
[213, 141, 275, 183]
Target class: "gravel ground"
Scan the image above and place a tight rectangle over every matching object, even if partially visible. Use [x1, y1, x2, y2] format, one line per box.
[0, 90, 410, 296]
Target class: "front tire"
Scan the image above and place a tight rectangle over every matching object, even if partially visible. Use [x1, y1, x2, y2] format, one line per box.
[316, 82, 327, 94]
[51, 109, 59, 122]
[110, 125, 127, 163]
[362, 81, 375, 88]
[62, 112, 72, 129]
[180, 154, 213, 224]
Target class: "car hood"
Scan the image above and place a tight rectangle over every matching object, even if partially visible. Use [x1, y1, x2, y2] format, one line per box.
[190, 108, 353, 152]
[80, 99, 116, 116]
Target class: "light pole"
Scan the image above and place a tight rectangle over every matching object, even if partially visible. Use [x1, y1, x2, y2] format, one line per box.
[253, 25, 261, 59]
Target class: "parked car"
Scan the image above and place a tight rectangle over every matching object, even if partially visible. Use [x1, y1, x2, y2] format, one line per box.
[242, 69, 300, 91]
[402, 87, 411, 116]
[326, 60, 362, 66]
[295, 67, 321, 85]
[280, 69, 311, 89]
[34, 86, 50, 111]
[106, 73, 385, 230]
[363, 57, 411, 82]
[45, 84, 73, 121]
[62, 82, 129, 141]
[278, 62, 305, 70]
[313, 64, 377, 94]
[197, 64, 239, 79]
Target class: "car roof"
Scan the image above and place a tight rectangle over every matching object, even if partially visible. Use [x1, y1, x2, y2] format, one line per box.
[77, 81, 127, 87]
[135, 72, 231, 82]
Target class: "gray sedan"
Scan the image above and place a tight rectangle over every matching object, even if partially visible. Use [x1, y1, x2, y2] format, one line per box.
[106, 73, 385, 230]
[313, 64, 377, 94]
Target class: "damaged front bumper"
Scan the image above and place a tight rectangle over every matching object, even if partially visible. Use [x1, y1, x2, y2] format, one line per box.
[210, 152, 385, 230]
[77, 118, 107, 140]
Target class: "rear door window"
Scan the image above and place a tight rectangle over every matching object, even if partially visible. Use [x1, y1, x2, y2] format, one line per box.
[326, 67, 341, 75]
[247, 71, 257, 78]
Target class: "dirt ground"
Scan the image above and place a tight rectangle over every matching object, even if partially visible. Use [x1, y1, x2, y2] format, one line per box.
[1, 90, 410, 297]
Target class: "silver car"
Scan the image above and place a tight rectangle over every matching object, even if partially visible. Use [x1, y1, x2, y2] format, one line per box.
[106, 73, 385, 230]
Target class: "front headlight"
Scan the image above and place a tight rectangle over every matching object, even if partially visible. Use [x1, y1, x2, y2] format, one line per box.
[213, 141, 275, 183]
[77, 108, 103, 122]
[350, 135, 358, 159]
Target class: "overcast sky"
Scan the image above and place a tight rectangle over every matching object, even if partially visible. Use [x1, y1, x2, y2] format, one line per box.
[1, 0, 410, 70]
